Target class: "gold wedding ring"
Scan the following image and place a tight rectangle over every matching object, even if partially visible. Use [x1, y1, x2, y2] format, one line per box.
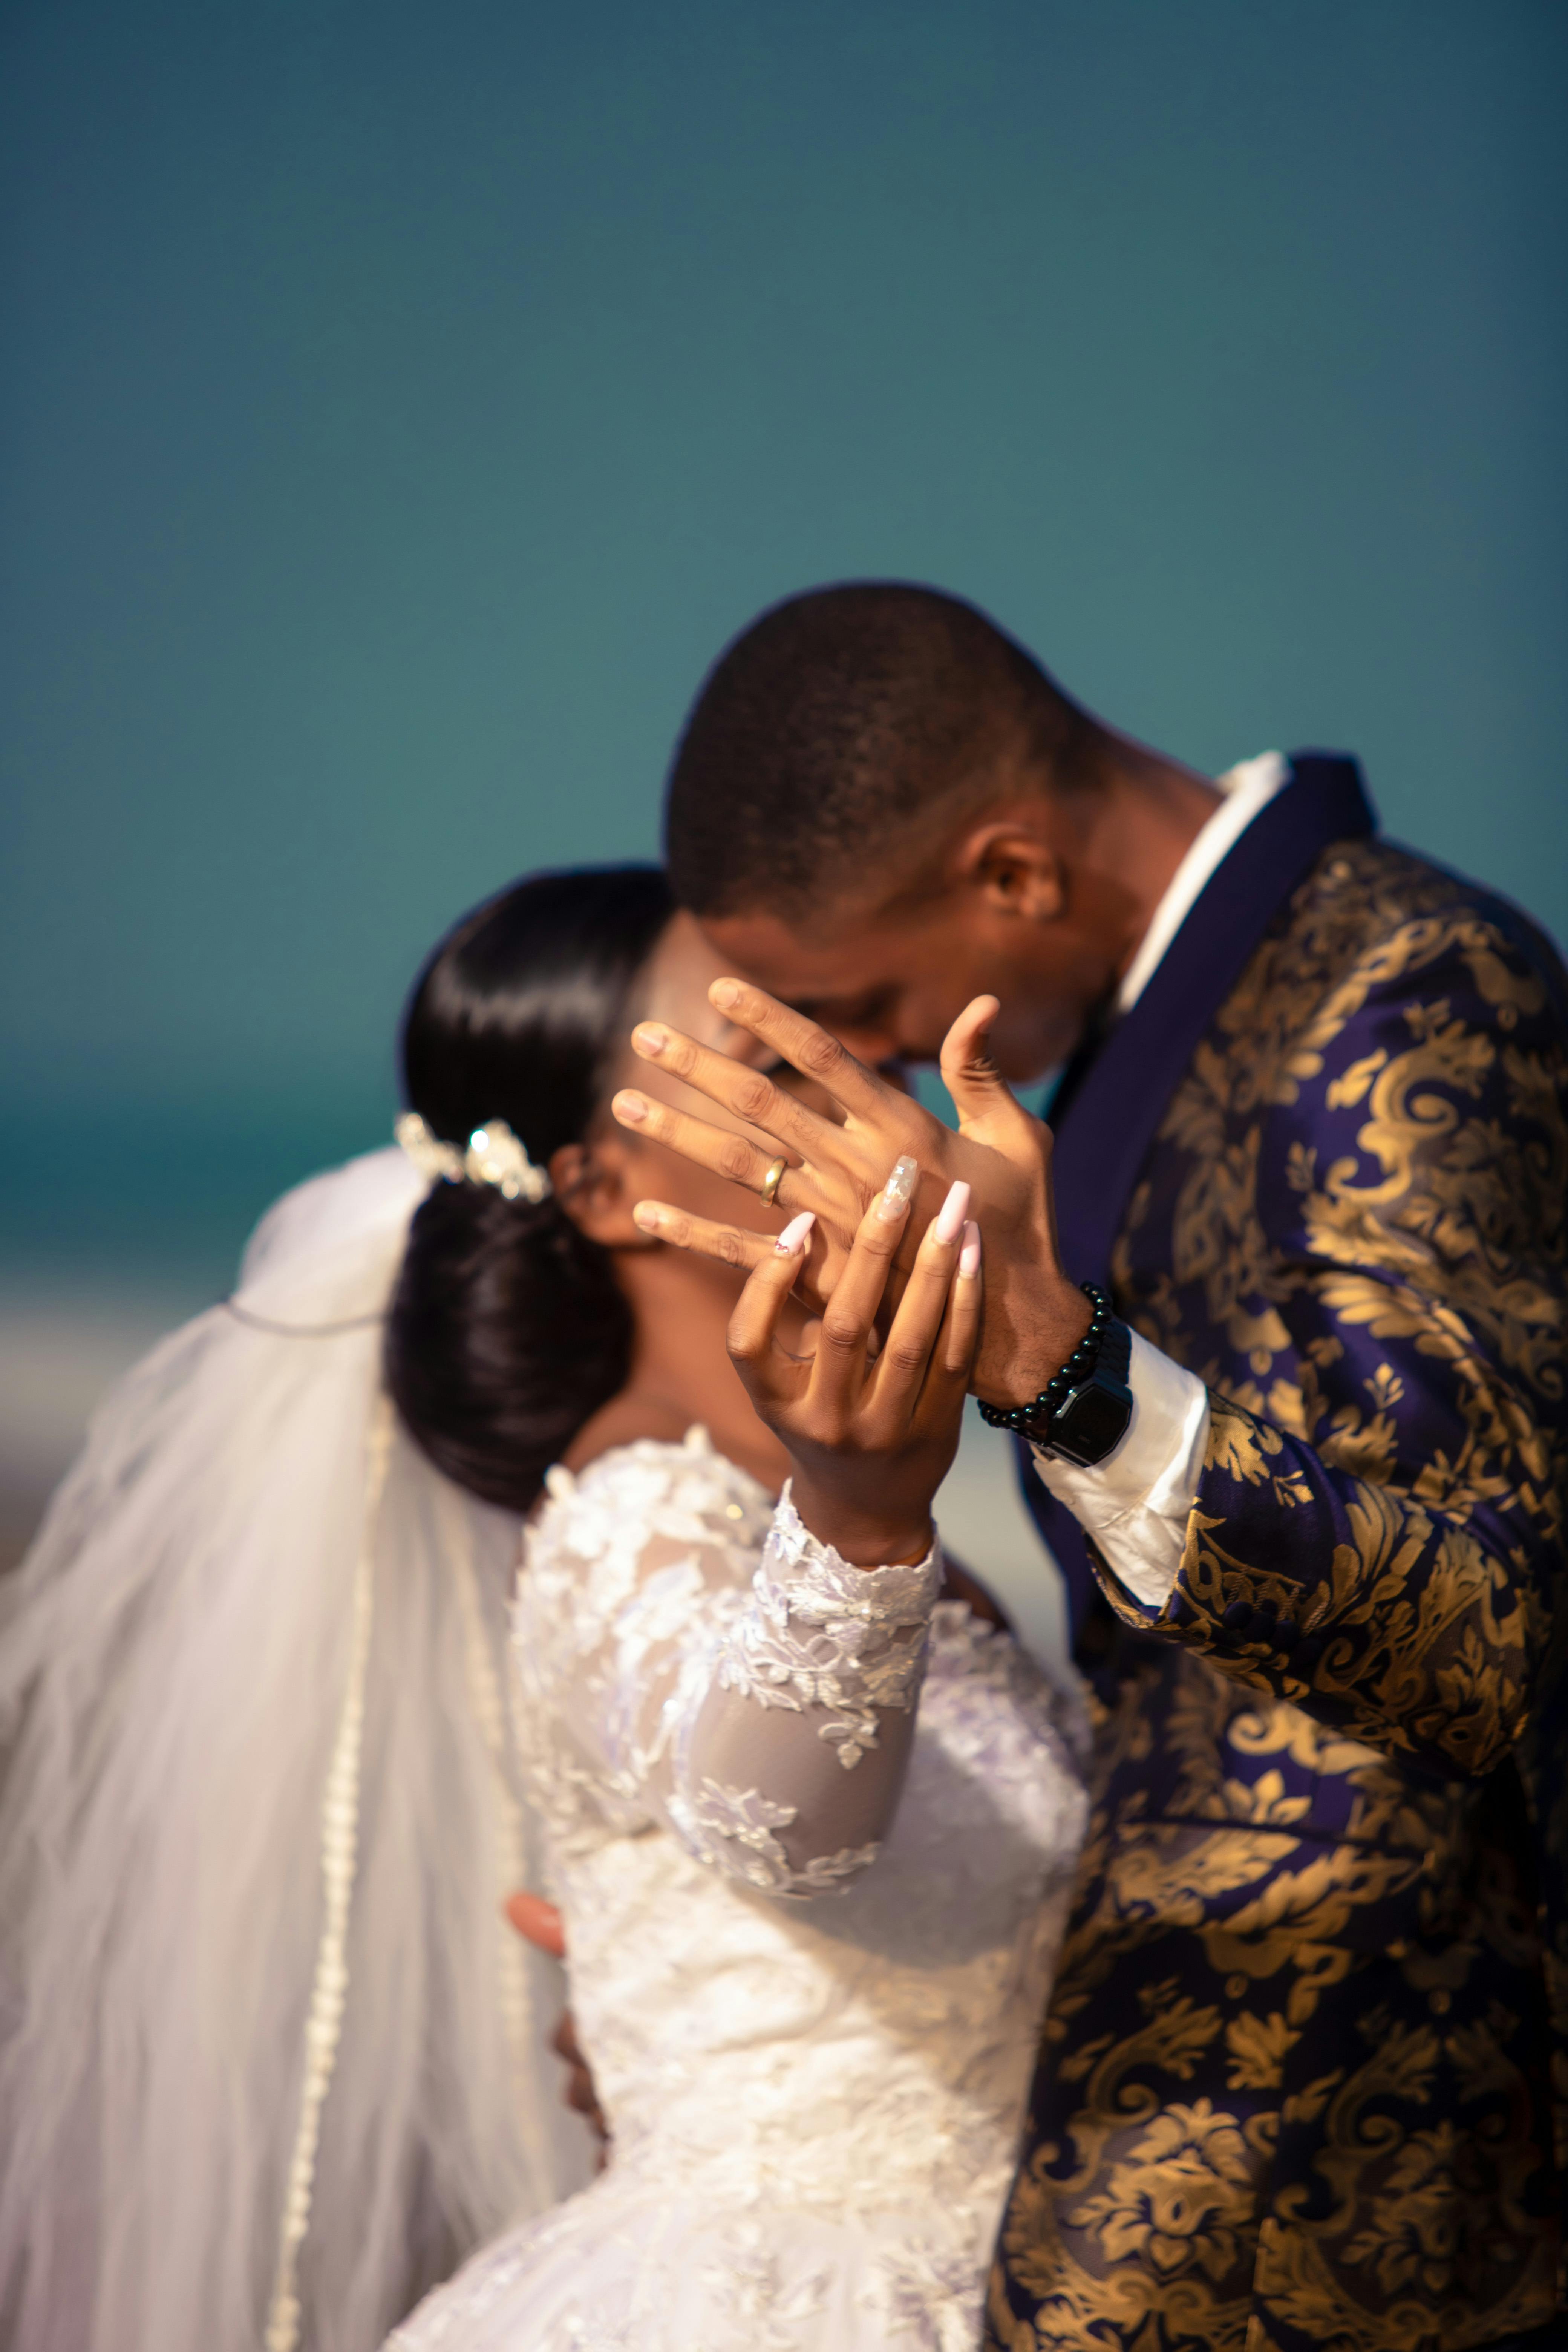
[759, 1156, 788, 1208]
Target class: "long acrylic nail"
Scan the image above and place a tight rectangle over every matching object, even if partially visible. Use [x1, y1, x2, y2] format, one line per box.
[612, 1090, 648, 1124]
[632, 1024, 669, 1056]
[774, 1210, 816, 1256]
[874, 1153, 919, 1224]
[934, 1179, 970, 1246]
[959, 1220, 982, 1279]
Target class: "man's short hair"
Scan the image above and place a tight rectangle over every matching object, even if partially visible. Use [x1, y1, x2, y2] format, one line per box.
[664, 582, 1095, 919]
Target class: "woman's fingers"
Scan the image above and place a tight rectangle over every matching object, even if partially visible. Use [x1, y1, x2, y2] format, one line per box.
[872, 1181, 971, 1416]
[806, 1156, 919, 1414]
[941, 1219, 984, 1384]
[726, 1213, 817, 1403]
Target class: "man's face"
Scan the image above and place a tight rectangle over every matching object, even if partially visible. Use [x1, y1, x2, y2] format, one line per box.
[698, 880, 1111, 1084]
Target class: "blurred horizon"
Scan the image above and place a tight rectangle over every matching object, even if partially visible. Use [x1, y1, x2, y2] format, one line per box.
[3, 0, 1565, 1563]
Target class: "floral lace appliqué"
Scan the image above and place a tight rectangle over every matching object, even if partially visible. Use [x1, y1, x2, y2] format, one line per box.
[392, 1436, 1090, 2352]
[672, 1777, 882, 1896]
[716, 1488, 940, 1769]
[512, 1435, 940, 1894]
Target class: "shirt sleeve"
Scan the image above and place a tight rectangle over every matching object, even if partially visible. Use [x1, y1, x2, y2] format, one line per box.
[519, 1447, 942, 1897]
[1029, 1327, 1210, 1610]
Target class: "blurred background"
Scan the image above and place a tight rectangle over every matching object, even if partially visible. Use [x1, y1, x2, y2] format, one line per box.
[3, 2, 1565, 1635]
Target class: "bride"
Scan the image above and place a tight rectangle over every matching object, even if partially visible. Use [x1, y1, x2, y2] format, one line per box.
[0, 861, 1084, 2352]
[0, 877, 688, 2351]
[380, 870, 1087, 2352]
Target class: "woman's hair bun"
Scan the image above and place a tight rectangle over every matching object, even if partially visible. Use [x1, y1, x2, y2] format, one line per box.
[386, 865, 673, 1513]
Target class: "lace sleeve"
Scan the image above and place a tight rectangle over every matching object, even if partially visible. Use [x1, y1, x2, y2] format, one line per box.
[514, 1431, 942, 1897]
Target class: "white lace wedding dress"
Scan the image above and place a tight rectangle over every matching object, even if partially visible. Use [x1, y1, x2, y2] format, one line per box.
[389, 1427, 1087, 2352]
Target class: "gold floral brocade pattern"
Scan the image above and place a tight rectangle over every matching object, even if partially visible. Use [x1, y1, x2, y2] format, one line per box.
[989, 840, 1568, 2350]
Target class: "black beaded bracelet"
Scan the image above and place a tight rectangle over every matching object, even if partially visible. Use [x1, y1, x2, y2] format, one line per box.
[977, 1282, 1110, 1435]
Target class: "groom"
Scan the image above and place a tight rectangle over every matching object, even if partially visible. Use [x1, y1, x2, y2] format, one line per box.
[623, 583, 1568, 2350]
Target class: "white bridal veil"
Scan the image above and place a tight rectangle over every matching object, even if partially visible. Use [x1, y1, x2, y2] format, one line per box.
[0, 1148, 591, 2352]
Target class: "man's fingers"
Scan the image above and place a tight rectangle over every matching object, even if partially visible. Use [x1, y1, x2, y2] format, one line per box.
[613, 1088, 813, 1213]
[568, 2070, 606, 2131]
[505, 1889, 566, 1960]
[727, 1214, 817, 1400]
[550, 2021, 607, 2129]
[629, 1021, 845, 1160]
[547, 2006, 609, 2145]
[630, 1196, 828, 1289]
[938, 996, 1025, 1135]
[705, 979, 890, 1120]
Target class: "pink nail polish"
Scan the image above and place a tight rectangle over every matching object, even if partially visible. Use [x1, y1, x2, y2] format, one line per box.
[934, 1179, 970, 1245]
[959, 1220, 981, 1279]
[873, 1154, 919, 1223]
[774, 1210, 815, 1256]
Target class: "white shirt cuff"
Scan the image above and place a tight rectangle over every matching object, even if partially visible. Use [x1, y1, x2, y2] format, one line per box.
[1030, 1329, 1209, 1611]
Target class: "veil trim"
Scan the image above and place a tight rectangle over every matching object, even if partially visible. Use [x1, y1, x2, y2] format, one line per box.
[0, 1147, 591, 2352]
[451, 1541, 548, 2175]
[224, 1300, 386, 1339]
[264, 1393, 394, 2352]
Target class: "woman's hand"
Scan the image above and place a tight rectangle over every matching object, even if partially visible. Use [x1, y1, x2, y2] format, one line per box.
[725, 1164, 981, 1566]
[613, 982, 1090, 1410]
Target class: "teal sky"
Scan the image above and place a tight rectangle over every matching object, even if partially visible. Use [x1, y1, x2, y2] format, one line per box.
[3, 0, 1565, 1285]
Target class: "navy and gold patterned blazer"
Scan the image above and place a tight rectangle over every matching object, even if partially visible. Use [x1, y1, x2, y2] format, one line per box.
[986, 760, 1568, 2352]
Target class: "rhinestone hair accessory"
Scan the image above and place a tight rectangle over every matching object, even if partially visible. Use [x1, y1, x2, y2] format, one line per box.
[395, 1110, 553, 1204]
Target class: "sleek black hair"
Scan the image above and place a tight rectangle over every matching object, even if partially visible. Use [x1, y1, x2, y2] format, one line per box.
[665, 580, 1098, 919]
[386, 864, 674, 1513]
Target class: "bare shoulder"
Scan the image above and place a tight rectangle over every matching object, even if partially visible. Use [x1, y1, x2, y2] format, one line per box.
[561, 1389, 692, 1474]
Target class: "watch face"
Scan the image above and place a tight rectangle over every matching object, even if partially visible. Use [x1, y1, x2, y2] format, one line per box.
[1052, 1380, 1133, 1466]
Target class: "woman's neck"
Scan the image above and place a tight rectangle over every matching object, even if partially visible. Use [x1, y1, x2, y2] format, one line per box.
[562, 1244, 791, 1491]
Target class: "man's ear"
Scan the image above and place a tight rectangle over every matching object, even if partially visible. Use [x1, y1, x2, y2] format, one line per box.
[952, 819, 1066, 924]
[548, 1134, 652, 1248]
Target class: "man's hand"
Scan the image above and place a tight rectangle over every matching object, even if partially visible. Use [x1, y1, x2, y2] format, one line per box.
[611, 983, 1090, 1407]
[504, 1893, 609, 2157]
[504, 1888, 567, 1959]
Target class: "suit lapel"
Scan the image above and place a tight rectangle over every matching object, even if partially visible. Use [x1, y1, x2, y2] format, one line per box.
[1019, 753, 1377, 1654]
[1051, 753, 1375, 1285]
